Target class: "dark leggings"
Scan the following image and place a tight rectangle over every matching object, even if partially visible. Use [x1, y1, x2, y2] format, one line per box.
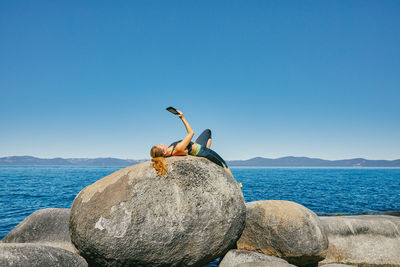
[194, 129, 228, 169]
[195, 129, 212, 147]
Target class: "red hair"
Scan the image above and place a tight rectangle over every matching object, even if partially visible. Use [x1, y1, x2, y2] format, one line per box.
[150, 146, 168, 176]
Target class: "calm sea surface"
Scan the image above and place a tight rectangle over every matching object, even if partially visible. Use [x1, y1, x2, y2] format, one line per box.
[1, 166, 400, 265]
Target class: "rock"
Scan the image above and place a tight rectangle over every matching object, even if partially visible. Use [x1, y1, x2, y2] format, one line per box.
[219, 249, 295, 267]
[319, 215, 400, 267]
[69, 156, 246, 266]
[0, 243, 87, 267]
[381, 210, 400, 216]
[1, 208, 76, 253]
[237, 200, 328, 267]
[320, 264, 354, 267]
[237, 262, 296, 267]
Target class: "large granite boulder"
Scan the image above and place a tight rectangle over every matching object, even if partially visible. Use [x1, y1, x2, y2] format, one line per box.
[319, 215, 400, 267]
[237, 200, 328, 267]
[0, 243, 87, 267]
[1, 208, 75, 252]
[219, 249, 295, 267]
[70, 156, 246, 266]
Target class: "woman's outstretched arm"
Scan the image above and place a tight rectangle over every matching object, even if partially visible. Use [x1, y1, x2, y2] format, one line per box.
[174, 111, 194, 152]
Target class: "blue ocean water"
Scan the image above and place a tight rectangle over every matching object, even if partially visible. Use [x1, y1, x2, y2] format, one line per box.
[1, 166, 400, 265]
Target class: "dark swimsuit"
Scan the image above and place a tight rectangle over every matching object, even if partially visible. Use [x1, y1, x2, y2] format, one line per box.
[169, 140, 193, 156]
[168, 129, 228, 169]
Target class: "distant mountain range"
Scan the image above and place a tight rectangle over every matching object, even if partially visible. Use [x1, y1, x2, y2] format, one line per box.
[227, 156, 400, 167]
[1, 156, 400, 167]
[0, 156, 144, 166]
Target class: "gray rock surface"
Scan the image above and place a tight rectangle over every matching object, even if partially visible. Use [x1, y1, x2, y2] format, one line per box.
[219, 249, 295, 267]
[237, 200, 328, 267]
[319, 215, 400, 267]
[0, 243, 87, 267]
[320, 264, 355, 267]
[1, 208, 76, 252]
[236, 262, 297, 267]
[70, 156, 246, 266]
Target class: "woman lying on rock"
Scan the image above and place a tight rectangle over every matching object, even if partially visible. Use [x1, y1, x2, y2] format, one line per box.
[150, 110, 237, 181]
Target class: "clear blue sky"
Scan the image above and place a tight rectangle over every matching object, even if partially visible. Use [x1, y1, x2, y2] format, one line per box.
[1, 1, 399, 160]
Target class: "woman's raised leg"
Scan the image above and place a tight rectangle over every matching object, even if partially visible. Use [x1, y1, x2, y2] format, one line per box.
[206, 138, 212, 148]
[195, 129, 212, 148]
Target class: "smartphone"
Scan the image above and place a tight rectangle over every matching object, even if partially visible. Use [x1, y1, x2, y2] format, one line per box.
[166, 107, 179, 115]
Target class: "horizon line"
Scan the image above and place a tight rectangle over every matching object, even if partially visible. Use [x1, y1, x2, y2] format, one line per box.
[1, 155, 399, 162]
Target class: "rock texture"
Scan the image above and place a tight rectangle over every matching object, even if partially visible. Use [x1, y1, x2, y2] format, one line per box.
[319, 215, 400, 267]
[237, 200, 328, 267]
[320, 264, 354, 267]
[0, 243, 87, 267]
[69, 156, 246, 266]
[236, 262, 297, 267]
[219, 249, 295, 267]
[1, 208, 75, 252]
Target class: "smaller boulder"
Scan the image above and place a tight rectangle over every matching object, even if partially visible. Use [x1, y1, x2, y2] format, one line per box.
[320, 265, 355, 267]
[1, 208, 75, 253]
[0, 243, 87, 267]
[320, 215, 400, 266]
[237, 262, 296, 267]
[237, 200, 328, 267]
[219, 249, 295, 267]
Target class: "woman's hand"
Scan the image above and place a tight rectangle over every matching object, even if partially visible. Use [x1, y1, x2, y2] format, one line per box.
[177, 110, 184, 118]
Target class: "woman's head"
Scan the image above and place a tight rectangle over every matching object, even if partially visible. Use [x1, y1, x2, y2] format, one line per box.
[150, 144, 168, 176]
[150, 144, 167, 158]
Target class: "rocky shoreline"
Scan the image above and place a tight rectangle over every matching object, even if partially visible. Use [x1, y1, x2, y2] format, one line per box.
[1, 156, 399, 266]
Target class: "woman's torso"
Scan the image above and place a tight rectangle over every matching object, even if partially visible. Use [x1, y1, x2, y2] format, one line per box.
[168, 141, 197, 156]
